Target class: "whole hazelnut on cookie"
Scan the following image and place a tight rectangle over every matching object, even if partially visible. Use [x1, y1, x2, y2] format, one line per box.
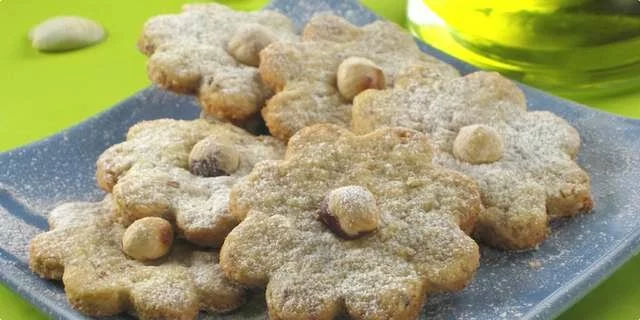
[228, 24, 277, 67]
[453, 124, 504, 164]
[189, 136, 241, 177]
[337, 57, 385, 101]
[319, 185, 379, 239]
[122, 217, 174, 261]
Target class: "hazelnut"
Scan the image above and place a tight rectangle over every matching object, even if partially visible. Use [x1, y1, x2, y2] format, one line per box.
[228, 24, 277, 67]
[337, 57, 385, 101]
[453, 124, 504, 164]
[318, 185, 379, 239]
[122, 217, 174, 261]
[189, 136, 241, 177]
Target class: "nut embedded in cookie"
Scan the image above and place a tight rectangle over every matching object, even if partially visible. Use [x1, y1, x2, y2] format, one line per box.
[189, 136, 241, 177]
[122, 217, 174, 261]
[228, 23, 279, 67]
[220, 124, 482, 319]
[352, 70, 593, 250]
[337, 57, 385, 101]
[453, 124, 504, 164]
[318, 185, 380, 239]
[138, 3, 297, 121]
[113, 164, 238, 247]
[28, 196, 246, 319]
[259, 14, 460, 141]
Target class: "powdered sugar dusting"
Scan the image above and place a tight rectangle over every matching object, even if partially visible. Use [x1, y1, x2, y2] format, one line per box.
[28, 197, 246, 318]
[100, 118, 285, 247]
[1, 0, 640, 319]
[140, 3, 298, 121]
[265, 0, 379, 29]
[259, 13, 457, 141]
[2, 79, 640, 320]
[0, 207, 42, 261]
[353, 71, 592, 250]
[222, 125, 481, 318]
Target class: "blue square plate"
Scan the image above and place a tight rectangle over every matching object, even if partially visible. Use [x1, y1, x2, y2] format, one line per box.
[1, 0, 639, 319]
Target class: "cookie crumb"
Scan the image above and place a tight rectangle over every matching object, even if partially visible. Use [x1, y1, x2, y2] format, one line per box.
[528, 259, 543, 269]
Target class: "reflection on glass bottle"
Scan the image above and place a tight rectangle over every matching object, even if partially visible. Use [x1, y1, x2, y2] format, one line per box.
[408, 0, 640, 98]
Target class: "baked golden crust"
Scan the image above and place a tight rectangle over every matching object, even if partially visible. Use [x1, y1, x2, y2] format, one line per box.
[138, 3, 297, 121]
[29, 196, 245, 319]
[259, 14, 459, 141]
[353, 70, 593, 250]
[220, 124, 482, 319]
[96, 119, 284, 247]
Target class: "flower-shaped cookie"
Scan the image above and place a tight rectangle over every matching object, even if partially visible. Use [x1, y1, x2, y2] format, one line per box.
[353, 70, 593, 250]
[220, 125, 482, 319]
[29, 196, 245, 319]
[96, 119, 285, 246]
[138, 3, 297, 121]
[259, 14, 459, 141]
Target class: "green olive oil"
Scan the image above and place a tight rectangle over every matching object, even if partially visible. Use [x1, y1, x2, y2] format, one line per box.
[408, 0, 640, 97]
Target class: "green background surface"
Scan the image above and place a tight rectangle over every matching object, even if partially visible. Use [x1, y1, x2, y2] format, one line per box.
[0, 0, 638, 319]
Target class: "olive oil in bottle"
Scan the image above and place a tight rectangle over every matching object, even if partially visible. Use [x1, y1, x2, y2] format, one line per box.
[408, 0, 640, 97]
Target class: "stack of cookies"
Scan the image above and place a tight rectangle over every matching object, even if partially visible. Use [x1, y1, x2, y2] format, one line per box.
[28, 4, 593, 320]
